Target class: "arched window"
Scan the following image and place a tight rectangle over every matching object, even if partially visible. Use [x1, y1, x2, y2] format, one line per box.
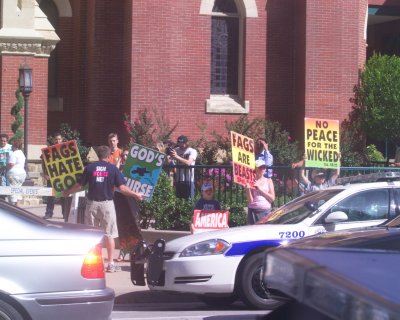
[211, 0, 239, 95]
[201, 0, 258, 114]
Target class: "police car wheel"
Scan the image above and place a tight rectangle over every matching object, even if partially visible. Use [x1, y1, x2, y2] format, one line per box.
[198, 295, 237, 308]
[238, 252, 283, 310]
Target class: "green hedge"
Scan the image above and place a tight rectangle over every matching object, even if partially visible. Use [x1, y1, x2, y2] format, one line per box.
[139, 171, 247, 231]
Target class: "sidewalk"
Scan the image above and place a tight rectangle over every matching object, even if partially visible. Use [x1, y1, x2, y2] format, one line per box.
[22, 204, 195, 304]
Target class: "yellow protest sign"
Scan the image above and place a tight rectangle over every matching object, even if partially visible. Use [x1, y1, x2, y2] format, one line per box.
[231, 131, 255, 187]
[41, 140, 84, 197]
[305, 118, 340, 168]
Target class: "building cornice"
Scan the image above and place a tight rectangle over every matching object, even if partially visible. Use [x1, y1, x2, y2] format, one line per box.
[0, 38, 57, 57]
[0, 0, 60, 57]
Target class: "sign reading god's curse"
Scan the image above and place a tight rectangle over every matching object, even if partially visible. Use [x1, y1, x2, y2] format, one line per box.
[305, 118, 340, 169]
[122, 144, 165, 201]
[191, 210, 229, 234]
[231, 131, 255, 187]
[41, 140, 84, 196]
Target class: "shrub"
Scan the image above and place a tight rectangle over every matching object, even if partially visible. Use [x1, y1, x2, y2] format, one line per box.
[139, 171, 194, 231]
[10, 88, 23, 143]
[339, 110, 367, 166]
[216, 115, 265, 157]
[194, 116, 300, 166]
[49, 123, 90, 161]
[138, 170, 248, 231]
[124, 108, 178, 149]
[355, 53, 400, 146]
[365, 144, 385, 163]
[221, 200, 247, 227]
[263, 120, 300, 165]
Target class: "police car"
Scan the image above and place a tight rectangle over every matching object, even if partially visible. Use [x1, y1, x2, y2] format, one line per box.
[132, 172, 400, 310]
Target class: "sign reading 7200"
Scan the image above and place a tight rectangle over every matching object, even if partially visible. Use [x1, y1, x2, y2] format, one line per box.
[278, 231, 306, 239]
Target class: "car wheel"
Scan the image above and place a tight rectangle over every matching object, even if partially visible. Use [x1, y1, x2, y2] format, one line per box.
[238, 252, 284, 310]
[0, 300, 24, 320]
[198, 295, 237, 308]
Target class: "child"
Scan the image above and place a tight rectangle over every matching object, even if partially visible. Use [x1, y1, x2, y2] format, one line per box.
[191, 182, 222, 234]
[194, 181, 221, 210]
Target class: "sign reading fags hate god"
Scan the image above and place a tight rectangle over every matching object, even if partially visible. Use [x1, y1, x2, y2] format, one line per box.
[231, 131, 255, 187]
[41, 140, 84, 197]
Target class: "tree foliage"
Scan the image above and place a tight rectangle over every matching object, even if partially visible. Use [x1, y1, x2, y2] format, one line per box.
[355, 53, 400, 145]
[124, 108, 178, 149]
[10, 88, 24, 143]
[192, 115, 300, 165]
[49, 123, 90, 161]
[264, 120, 300, 165]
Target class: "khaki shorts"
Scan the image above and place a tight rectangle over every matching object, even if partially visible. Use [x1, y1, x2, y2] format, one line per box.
[85, 199, 119, 238]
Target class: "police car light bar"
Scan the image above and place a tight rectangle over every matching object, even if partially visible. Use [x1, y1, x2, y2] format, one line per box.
[336, 171, 400, 185]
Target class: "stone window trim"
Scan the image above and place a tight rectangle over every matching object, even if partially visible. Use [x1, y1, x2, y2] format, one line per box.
[201, 0, 258, 114]
[206, 95, 249, 114]
[200, 0, 258, 18]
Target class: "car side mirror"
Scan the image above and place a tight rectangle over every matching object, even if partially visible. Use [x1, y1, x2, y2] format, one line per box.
[324, 211, 348, 223]
[305, 201, 317, 211]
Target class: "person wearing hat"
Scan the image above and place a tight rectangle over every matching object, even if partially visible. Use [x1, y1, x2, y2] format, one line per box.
[245, 159, 275, 224]
[195, 181, 221, 210]
[291, 154, 341, 193]
[307, 168, 339, 192]
[169, 135, 198, 199]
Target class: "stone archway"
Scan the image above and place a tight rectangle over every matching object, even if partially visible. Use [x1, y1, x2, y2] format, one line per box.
[200, 0, 258, 17]
[37, 0, 72, 17]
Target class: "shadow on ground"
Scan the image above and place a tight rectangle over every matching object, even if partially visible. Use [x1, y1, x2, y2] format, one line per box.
[115, 290, 201, 305]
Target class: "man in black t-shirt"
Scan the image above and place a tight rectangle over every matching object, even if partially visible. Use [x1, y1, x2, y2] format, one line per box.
[63, 145, 144, 272]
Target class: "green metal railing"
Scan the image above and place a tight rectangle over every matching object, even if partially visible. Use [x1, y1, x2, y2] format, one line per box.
[168, 164, 400, 208]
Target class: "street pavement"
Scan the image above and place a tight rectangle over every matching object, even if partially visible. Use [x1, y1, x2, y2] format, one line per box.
[23, 203, 200, 305]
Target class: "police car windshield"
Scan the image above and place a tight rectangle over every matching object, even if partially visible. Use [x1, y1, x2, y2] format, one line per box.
[259, 189, 343, 225]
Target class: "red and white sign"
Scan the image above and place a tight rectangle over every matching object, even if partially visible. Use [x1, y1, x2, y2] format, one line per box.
[191, 210, 229, 234]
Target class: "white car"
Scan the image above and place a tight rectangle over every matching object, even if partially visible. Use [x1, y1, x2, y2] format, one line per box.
[0, 201, 114, 320]
[132, 179, 400, 309]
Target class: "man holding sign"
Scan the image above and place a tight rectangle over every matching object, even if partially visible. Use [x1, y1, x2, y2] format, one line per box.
[292, 118, 341, 194]
[304, 118, 340, 169]
[63, 146, 144, 273]
[41, 136, 82, 220]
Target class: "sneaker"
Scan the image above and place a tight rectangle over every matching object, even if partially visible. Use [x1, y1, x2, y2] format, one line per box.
[106, 263, 121, 273]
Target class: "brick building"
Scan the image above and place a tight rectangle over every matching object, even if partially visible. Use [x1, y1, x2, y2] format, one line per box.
[0, 0, 400, 160]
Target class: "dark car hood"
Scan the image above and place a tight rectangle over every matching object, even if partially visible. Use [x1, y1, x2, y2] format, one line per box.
[285, 226, 400, 251]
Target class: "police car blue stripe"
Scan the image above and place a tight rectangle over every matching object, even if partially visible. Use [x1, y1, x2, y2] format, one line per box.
[225, 239, 288, 256]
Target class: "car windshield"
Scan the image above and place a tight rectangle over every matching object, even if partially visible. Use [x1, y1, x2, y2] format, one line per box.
[258, 189, 343, 225]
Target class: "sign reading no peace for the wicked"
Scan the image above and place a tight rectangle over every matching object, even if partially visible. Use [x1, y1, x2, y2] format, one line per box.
[304, 118, 340, 169]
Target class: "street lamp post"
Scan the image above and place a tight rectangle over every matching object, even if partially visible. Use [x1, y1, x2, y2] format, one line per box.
[19, 64, 33, 185]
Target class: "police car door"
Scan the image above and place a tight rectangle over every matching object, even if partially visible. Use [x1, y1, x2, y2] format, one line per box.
[313, 188, 391, 232]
